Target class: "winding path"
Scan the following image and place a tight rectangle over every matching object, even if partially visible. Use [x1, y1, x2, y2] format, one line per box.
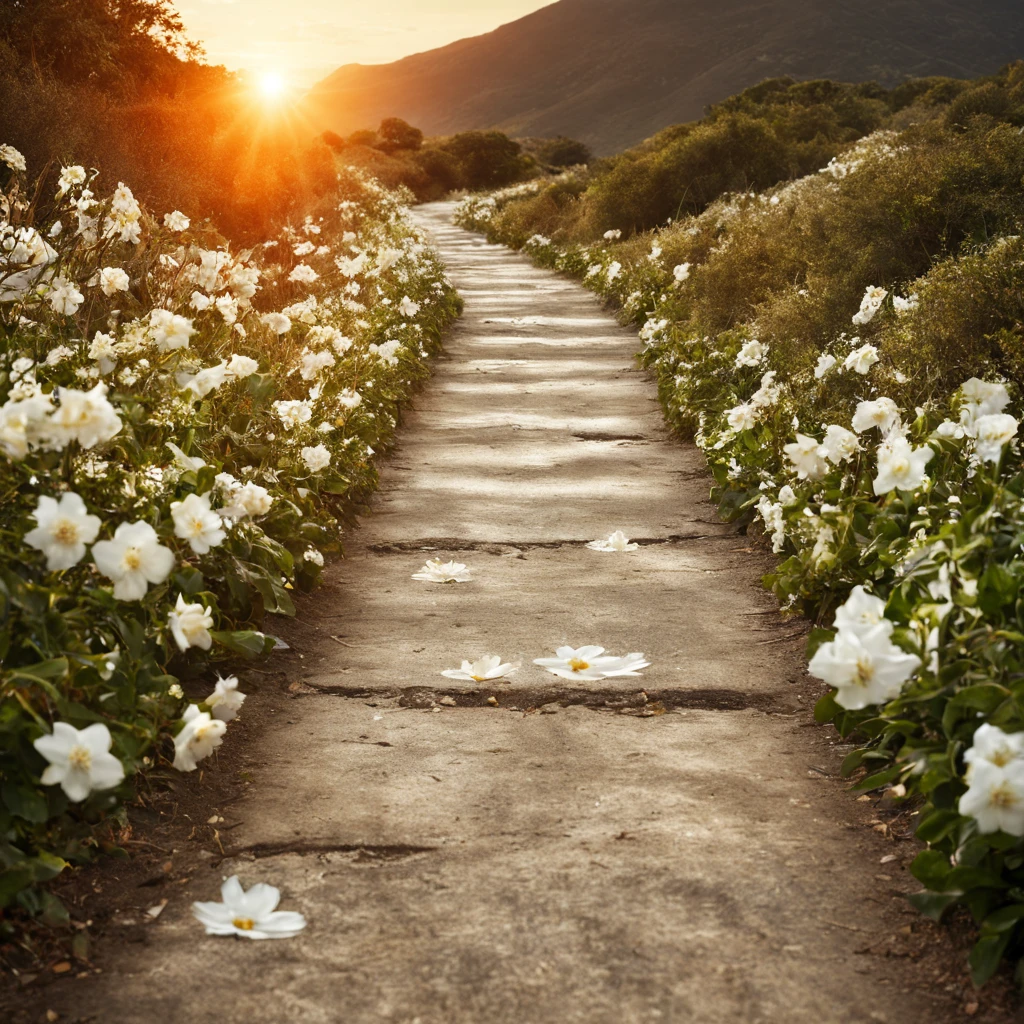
[52, 204, 953, 1023]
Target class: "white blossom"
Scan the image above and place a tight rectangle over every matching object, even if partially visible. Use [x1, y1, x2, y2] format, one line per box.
[168, 594, 214, 652]
[33, 722, 124, 802]
[173, 704, 226, 771]
[92, 521, 175, 600]
[25, 492, 102, 571]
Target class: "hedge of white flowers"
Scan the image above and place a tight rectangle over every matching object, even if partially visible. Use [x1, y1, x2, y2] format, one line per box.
[455, 143, 1024, 983]
[0, 146, 460, 916]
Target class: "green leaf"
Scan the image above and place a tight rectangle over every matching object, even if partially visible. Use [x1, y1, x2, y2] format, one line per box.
[970, 931, 1013, 987]
[814, 690, 840, 724]
[907, 890, 962, 921]
[210, 630, 274, 658]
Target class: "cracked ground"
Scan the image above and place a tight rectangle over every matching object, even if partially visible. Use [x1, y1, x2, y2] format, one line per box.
[16, 204, 993, 1023]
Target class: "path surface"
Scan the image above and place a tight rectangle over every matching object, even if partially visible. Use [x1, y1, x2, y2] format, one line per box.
[48, 204, 953, 1023]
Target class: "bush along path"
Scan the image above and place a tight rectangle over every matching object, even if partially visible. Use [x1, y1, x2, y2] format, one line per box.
[0, 148, 460, 935]
[455, 121, 1024, 989]
[20, 202, 1005, 1023]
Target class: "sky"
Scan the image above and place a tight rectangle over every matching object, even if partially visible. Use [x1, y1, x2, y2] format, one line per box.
[176, 0, 556, 88]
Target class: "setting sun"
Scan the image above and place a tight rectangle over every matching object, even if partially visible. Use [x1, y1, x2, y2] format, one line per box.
[258, 71, 286, 100]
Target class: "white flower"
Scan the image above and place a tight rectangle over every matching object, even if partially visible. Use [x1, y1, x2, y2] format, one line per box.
[274, 399, 313, 430]
[300, 444, 331, 473]
[750, 371, 780, 409]
[50, 384, 122, 449]
[166, 442, 206, 472]
[148, 308, 195, 352]
[973, 413, 1018, 464]
[820, 424, 861, 465]
[0, 144, 26, 172]
[170, 492, 225, 554]
[33, 722, 124, 802]
[606, 261, 621, 283]
[960, 378, 1010, 429]
[959, 759, 1024, 836]
[48, 277, 84, 315]
[533, 645, 650, 680]
[173, 703, 226, 771]
[778, 484, 798, 506]
[852, 397, 901, 436]
[756, 497, 786, 553]
[726, 403, 757, 432]
[164, 211, 190, 232]
[338, 389, 362, 410]
[411, 559, 472, 583]
[783, 433, 828, 480]
[673, 263, 691, 283]
[833, 586, 891, 639]
[587, 530, 640, 552]
[288, 263, 319, 284]
[226, 354, 259, 378]
[735, 339, 766, 368]
[215, 294, 238, 324]
[228, 482, 274, 519]
[299, 349, 336, 380]
[843, 342, 880, 375]
[399, 295, 421, 317]
[57, 165, 86, 195]
[893, 293, 919, 315]
[369, 339, 402, 365]
[808, 625, 920, 710]
[190, 291, 212, 311]
[964, 725, 1024, 773]
[179, 362, 230, 399]
[25, 492, 102, 571]
[192, 875, 306, 939]
[102, 183, 143, 244]
[303, 548, 324, 566]
[206, 674, 246, 722]
[852, 286, 888, 325]
[603, 229, 622, 241]
[92, 520, 175, 600]
[873, 436, 933, 495]
[99, 267, 130, 296]
[441, 655, 517, 682]
[168, 594, 214, 652]
[262, 312, 293, 335]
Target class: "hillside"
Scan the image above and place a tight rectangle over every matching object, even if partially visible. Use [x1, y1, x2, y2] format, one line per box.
[303, 0, 1024, 155]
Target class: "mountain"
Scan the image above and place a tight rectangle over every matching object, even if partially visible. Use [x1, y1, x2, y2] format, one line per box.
[303, 0, 1024, 155]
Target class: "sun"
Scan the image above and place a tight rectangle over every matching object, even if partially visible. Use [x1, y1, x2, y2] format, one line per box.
[258, 71, 287, 101]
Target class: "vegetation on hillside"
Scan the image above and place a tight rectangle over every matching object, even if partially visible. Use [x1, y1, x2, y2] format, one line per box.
[485, 71, 1024, 242]
[0, 0, 337, 243]
[322, 119, 546, 200]
[457, 61, 1024, 983]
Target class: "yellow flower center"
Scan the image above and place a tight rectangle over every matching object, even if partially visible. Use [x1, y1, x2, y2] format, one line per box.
[893, 457, 909, 474]
[569, 659, 590, 672]
[232, 917, 255, 931]
[123, 547, 142, 571]
[67, 744, 92, 772]
[990, 783, 1019, 809]
[52, 519, 79, 545]
[189, 516, 205, 534]
[855, 656, 875, 686]
[991, 751, 1013, 768]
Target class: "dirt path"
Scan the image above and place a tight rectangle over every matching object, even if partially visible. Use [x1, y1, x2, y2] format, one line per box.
[30, 203, 973, 1023]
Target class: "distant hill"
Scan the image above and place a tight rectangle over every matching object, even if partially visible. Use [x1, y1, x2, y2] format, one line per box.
[303, 0, 1024, 155]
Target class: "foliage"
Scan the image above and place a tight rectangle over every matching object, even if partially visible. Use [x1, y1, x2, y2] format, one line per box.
[0, 148, 461, 920]
[0, 0, 339, 244]
[478, 64, 1024, 244]
[455, 87, 1024, 982]
[323, 121, 538, 201]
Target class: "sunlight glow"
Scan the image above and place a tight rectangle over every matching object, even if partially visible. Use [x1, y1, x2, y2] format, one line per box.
[259, 72, 287, 101]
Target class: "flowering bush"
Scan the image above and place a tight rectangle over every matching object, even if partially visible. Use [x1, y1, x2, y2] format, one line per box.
[456, 121, 1024, 981]
[0, 146, 460, 917]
